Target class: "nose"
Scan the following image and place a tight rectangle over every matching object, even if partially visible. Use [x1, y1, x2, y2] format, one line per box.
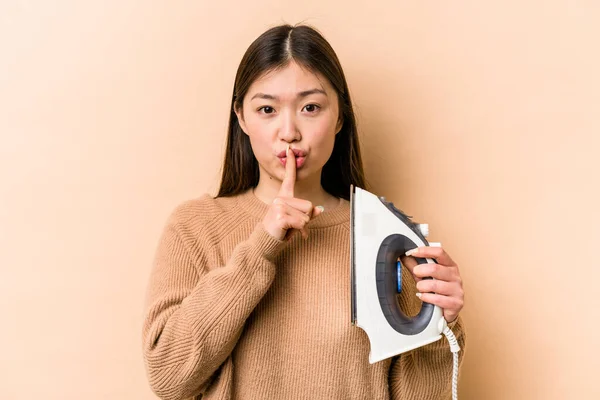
[278, 109, 301, 142]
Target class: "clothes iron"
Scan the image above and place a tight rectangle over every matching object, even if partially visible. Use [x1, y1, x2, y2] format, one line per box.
[350, 184, 448, 364]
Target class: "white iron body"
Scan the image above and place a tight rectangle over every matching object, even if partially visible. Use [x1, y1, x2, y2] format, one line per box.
[350, 185, 446, 364]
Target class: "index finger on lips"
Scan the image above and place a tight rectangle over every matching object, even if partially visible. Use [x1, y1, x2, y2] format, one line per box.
[278, 144, 296, 198]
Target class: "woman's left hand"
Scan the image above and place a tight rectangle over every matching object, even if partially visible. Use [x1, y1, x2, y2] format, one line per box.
[400, 246, 464, 324]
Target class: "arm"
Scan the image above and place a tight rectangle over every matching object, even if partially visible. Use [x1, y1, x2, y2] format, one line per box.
[142, 210, 286, 400]
[389, 267, 467, 399]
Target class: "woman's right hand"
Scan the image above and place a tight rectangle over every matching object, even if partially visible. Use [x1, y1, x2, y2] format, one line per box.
[262, 146, 323, 241]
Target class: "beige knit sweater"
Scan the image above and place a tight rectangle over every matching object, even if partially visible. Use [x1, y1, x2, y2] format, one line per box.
[142, 189, 466, 400]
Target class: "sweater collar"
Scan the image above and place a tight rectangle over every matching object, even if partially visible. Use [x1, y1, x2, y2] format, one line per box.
[237, 188, 350, 228]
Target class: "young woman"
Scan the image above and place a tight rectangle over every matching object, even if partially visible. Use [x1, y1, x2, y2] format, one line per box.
[142, 24, 466, 400]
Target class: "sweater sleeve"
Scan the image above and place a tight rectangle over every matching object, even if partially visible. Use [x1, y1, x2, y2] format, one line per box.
[142, 209, 287, 400]
[389, 267, 467, 400]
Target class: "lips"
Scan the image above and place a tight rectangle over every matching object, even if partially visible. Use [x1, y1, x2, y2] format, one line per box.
[276, 148, 307, 168]
[279, 156, 305, 168]
[276, 148, 307, 158]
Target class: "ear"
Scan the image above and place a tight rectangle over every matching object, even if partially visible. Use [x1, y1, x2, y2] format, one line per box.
[335, 116, 344, 134]
[234, 104, 249, 135]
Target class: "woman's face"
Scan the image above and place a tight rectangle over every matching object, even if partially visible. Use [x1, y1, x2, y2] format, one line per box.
[236, 61, 342, 187]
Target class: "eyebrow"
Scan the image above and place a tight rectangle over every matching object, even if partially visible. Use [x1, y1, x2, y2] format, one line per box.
[250, 88, 327, 101]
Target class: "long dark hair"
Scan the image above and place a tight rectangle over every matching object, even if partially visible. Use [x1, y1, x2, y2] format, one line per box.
[216, 24, 367, 200]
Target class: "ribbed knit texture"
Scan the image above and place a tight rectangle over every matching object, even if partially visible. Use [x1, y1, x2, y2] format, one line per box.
[142, 189, 466, 400]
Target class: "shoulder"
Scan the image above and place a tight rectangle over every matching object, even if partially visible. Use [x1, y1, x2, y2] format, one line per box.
[166, 193, 253, 240]
[169, 193, 238, 223]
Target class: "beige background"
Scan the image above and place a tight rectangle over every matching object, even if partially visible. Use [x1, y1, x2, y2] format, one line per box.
[1, 1, 598, 399]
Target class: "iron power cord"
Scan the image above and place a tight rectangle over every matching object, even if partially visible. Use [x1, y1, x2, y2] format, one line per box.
[442, 325, 461, 400]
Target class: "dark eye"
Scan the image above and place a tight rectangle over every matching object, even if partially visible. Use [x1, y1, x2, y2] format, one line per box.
[303, 104, 320, 113]
[259, 106, 275, 114]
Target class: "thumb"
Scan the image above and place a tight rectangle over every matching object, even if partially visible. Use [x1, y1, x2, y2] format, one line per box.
[312, 205, 325, 218]
[400, 255, 421, 282]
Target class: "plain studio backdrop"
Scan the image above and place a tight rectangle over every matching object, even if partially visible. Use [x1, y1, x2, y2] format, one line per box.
[1, 1, 598, 399]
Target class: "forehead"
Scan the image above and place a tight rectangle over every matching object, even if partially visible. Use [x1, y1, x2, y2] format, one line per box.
[247, 61, 335, 98]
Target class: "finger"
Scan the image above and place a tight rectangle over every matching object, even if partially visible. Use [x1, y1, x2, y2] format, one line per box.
[284, 229, 298, 241]
[312, 205, 324, 218]
[285, 227, 309, 241]
[279, 205, 311, 240]
[274, 196, 314, 216]
[405, 246, 456, 266]
[283, 221, 310, 241]
[412, 263, 459, 282]
[399, 255, 422, 282]
[275, 203, 310, 224]
[278, 145, 296, 197]
[416, 292, 463, 313]
[416, 279, 463, 297]
[301, 227, 309, 239]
